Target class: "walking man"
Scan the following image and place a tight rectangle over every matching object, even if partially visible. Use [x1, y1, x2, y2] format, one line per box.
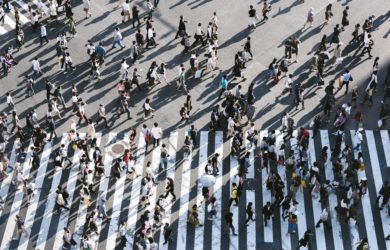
[40, 23, 49, 45]
[225, 212, 237, 236]
[151, 122, 162, 147]
[228, 183, 239, 207]
[112, 28, 125, 50]
[336, 69, 353, 96]
[315, 207, 331, 228]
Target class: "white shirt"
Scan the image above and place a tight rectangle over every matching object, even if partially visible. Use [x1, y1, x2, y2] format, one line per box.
[40, 26, 47, 37]
[211, 15, 218, 25]
[6, 95, 13, 104]
[147, 28, 154, 39]
[83, 0, 90, 9]
[120, 62, 128, 75]
[354, 131, 363, 144]
[196, 26, 202, 36]
[147, 1, 154, 11]
[320, 209, 328, 221]
[114, 31, 123, 41]
[32, 60, 40, 71]
[151, 127, 162, 139]
[122, 2, 130, 11]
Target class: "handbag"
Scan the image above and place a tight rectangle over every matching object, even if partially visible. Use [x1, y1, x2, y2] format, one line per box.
[121, 10, 124, 16]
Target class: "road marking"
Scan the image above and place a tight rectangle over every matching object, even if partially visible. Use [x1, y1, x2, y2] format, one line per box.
[211, 131, 223, 250]
[159, 132, 179, 249]
[176, 131, 194, 249]
[379, 130, 390, 167]
[17, 140, 53, 250]
[320, 130, 344, 250]
[308, 131, 326, 250]
[0, 140, 33, 250]
[105, 133, 128, 248]
[364, 130, 388, 249]
[35, 133, 85, 250]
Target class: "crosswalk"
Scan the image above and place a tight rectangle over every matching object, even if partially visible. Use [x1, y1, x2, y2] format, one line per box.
[0, 0, 50, 35]
[0, 129, 389, 250]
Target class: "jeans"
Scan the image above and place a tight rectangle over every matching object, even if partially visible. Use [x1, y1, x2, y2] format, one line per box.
[112, 40, 125, 49]
[160, 157, 168, 169]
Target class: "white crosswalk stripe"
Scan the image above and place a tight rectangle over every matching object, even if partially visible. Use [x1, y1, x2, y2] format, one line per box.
[0, 140, 33, 250]
[0, 130, 389, 250]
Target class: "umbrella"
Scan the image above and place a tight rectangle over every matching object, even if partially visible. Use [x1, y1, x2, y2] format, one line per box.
[200, 174, 216, 187]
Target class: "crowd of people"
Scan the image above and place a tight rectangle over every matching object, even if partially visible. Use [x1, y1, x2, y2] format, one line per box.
[0, 0, 390, 249]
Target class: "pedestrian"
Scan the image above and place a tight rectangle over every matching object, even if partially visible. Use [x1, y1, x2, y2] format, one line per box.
[150, 122, 162, 148]
[64, 52, 76, 72]
[262, 0, 271, 22]
[121, 0, 131, 23]
[175, 16, 187, 39]
[262, 201, 274, 227]
[63, 227, 77, 248]
[356, 237, 369, 250]
[192, 23, 205, 47]
[132, 5, 141, 28]
[228, 183, 239, 207]
[32, 57, 42, 81]
[316, 207, 331, 228]
[97, 197, 111, 220]
[146, 0, 154, 21]
[377, 181, 390, 209]
[248, 5, 258, 29]
[303, 7, 315, 29]
[77, 102, 89, 125]
[119, 221, 128, 247]
[142, 124, 151, 152]
[336, 69, 353, 96]
[164, 177, 176, 201]
[40, 23, 49, 45]
[218, 75, 228, 99]
[353, 128, 363, 151]
[83, 0, 91, 19]
[56, 191, 70, 213]
[324, 4, 333, 25]
[47, 116, 58, 141]
[161, 222, 173, 244]
[360, 32, 373, 59]
[159, 143, 169, 170]
[13, 215, 28, 240]
[67, 17, 77, 37]
[330, 24, 341, 47]
[296, 229, 312, 249]
[341, 6, 350, 31]
[244, 202, 255, 225]
[112, 27, 125, 50]
[225, 212, 237, 236]
[143, 98, 155, 120]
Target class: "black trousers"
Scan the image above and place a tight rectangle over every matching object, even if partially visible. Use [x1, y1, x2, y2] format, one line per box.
[132, 16, 141, 28]
[228, 197, 238, 207]
[164, 190, 176, 200]
[244, 212, 255, 224]
[40, 36, 49, 45]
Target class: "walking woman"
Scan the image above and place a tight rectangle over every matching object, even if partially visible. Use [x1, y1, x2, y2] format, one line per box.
[67, 16, 77, 37]
[143, 98, 154, 120]
[184, 95, 192, 116]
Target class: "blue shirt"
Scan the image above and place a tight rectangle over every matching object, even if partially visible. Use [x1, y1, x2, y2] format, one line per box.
[221, 78, 227, 89]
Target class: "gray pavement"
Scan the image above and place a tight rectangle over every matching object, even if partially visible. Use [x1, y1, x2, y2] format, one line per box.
[0, 0, 390, 249]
